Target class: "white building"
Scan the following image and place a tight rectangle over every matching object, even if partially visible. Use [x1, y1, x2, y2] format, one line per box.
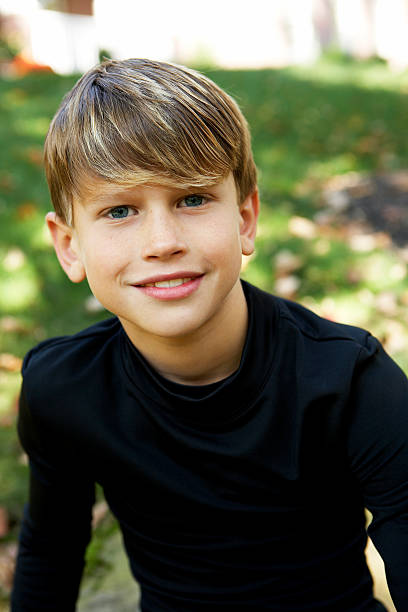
[1, 0, 408, 74]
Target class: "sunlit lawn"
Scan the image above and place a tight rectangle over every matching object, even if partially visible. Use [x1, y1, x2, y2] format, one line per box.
[1, 55, 408, 605]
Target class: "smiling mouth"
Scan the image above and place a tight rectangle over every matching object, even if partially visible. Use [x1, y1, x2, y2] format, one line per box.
[142, 277, 193, 288]
[133, 275, 203, 300]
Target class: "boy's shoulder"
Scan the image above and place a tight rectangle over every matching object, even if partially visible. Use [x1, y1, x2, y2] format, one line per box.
[279, 296, 371, 347]
[22, 316, 122, 380]
[249, 283, 396, 406]
[249, 281, 373, 347]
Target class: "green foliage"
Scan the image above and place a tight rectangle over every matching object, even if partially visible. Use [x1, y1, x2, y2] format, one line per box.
[0, 37, 19, 61]
[98, 49, 113, 63]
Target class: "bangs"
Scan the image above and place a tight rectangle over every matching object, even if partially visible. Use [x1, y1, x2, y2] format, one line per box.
[44, 59, 257, 224]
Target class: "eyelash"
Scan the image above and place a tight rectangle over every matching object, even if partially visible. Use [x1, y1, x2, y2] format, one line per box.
[106, 206, 136, 220]
[178, 194, 208, 208]
[106, 194, 209, 219]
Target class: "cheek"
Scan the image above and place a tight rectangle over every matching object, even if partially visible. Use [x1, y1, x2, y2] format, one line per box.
[81, 234, 129, 279]
[203, 222, 243, 269]
[215, 211, 242, 247]
[204, 209, 241, 245]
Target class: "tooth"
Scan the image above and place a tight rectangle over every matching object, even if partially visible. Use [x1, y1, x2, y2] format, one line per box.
[155, 279, 181, 288]
[155, 281, 171, 288]
[149, 278, 191, 288]
[140, 277, 193, 288]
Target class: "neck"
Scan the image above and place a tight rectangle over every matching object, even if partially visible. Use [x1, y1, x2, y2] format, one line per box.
[120, 282, 248, 386]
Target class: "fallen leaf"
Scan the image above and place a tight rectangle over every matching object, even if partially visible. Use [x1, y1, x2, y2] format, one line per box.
[375, 292, 398, 316]
[0, 317, 30, 334]
[353, 133, 385, 155]
[85, 295, 105, 313]
[288, 216, 317, 240]
[16, 202, 38, 220]
[24, 147, 43, 167]
[389, 263, 407, 281]
[383, 204, 405, 223]
[382, 320, 408, 354]
[357, 288, 375, 305]
[274, 275, 300, 298]
[0, 543, 17, 593]
[10, 54, 52, 77]
[349, 233, 376, 252]
[346, 267, 362, 284]
[274, 250, 303, 276]
[3, 248, 25, 271]
[324, 189, 350, 212]
[400, 290, 408, 306]
[0, 508, 9, 538]
[313, 239, 331, 256]
[0, 395, 19, 428]
[0, 172, 15, 191]
[0, 354, 23, 372]
[320, 297, 338, 321]
[19, 452, 28, 467]
[92, 501, 109, 528]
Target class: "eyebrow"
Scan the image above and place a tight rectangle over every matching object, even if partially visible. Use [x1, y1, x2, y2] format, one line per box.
[83, 183, 221, 207]
[81, 187, 140, 208]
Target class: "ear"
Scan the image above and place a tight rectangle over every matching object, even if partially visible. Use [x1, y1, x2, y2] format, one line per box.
[239, 189, 259, 256]
[46, 212, 86, 283]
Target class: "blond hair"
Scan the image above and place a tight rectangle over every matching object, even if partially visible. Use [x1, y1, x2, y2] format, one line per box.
[44, 58, 257, 225]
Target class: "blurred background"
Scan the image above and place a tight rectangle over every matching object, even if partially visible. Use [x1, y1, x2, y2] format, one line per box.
[3, 0, 408, 74]
[1, 1, 408, 610]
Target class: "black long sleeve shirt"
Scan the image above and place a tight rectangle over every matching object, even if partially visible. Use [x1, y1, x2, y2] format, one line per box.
[12, 281, 408, 611]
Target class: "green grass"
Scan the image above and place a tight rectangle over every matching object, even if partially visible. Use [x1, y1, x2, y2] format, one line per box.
[1, 55, 408, 602]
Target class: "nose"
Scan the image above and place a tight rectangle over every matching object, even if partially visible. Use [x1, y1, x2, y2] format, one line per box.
[141, 209, 187, 260]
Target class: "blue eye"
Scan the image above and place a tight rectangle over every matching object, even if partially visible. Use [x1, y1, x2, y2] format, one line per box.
[109, 206, 130, 219]
[181, 195, 204, 207]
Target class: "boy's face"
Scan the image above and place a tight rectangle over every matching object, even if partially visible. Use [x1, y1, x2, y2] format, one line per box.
[47, 173, 258, 344]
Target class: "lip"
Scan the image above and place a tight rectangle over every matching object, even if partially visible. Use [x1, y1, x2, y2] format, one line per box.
[133, 271, 203, 286]
[131, 272, 204, 301]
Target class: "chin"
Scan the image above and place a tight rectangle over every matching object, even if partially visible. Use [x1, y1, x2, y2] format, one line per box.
[151, 321, 205, 340]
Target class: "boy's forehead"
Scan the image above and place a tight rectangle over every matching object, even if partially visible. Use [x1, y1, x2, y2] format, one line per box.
[76, 173, 235, 206]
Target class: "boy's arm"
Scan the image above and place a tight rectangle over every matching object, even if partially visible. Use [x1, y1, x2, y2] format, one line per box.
[347, 336, 408, 611]
[11, 386, 95, 611]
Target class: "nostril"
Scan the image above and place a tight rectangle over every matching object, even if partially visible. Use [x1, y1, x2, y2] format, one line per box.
[142, 239, 187, 260]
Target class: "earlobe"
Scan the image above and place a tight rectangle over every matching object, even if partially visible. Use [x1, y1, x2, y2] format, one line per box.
[239, 189, 259, 256]
[45, 212, 86, 283]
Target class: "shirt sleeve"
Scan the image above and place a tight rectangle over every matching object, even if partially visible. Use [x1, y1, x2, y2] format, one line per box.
[347, 335, 408, 611]
[11, 383, 95, 611]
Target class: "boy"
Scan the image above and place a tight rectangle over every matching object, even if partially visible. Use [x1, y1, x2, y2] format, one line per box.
[11, 58, 408, 611]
